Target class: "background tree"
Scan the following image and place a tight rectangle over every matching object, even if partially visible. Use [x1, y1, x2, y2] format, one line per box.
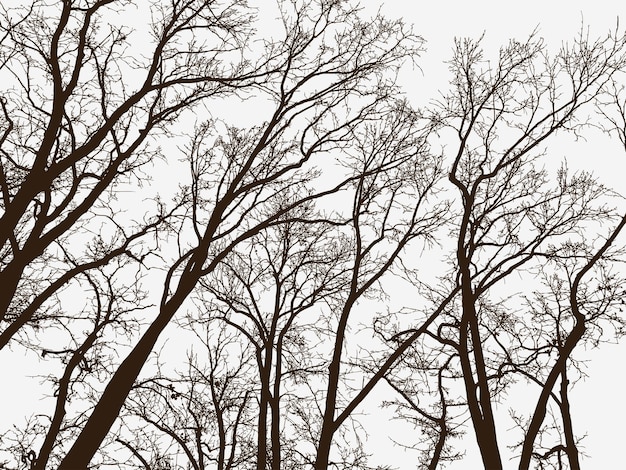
[312, 101, 448, 469]
[118, 323, 257, 470]
[112, 101, 448, 470]
[196, 211, 350, 470]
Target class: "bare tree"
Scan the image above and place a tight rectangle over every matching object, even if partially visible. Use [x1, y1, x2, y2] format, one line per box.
[407, 30, 626, 470]
[312, 101, 448, 469]
[0, 0, 261, 347]
[102, 96, 448, 470]
[194, 211, 350, 470]
[42, 1, 420, 467]
[347, 28, 626, 470]
[118, 323, 257, 470]
[119, 99, 448, 468]
[0, 0, 265, 466]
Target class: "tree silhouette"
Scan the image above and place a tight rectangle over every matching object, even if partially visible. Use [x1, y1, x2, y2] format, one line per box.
[1, 1, 626, 469]
[377, 31, 626, 470]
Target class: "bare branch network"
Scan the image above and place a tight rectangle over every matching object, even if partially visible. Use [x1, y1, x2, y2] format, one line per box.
[0, 1, 625, 469]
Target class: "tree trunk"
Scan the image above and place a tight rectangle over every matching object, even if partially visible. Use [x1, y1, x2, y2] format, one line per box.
[58, 273, 198, 469]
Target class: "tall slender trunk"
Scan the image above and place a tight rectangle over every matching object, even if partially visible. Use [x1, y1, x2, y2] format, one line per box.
[314, 297, 354, 469]
[560, 366, 580, 470]
[256, 376, 269, 470]
[257, 338, 275, 470]
[271, 345, 283, 470]
[270, 385, 281, 470]
[457, 285, 503, 470]
[211, 381, 227, 470]
[457, 239, 502, 469]
[452, 181, 503, 470]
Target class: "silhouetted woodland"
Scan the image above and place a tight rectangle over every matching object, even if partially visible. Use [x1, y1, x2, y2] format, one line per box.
[1, 1, 626, 469]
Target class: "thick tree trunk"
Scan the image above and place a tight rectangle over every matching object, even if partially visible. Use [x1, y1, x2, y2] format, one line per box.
[457, 289, 503, 470]
[271, 356, 282, 470]
[454, 194, 503, 470]
[58, 273, 198, 469]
